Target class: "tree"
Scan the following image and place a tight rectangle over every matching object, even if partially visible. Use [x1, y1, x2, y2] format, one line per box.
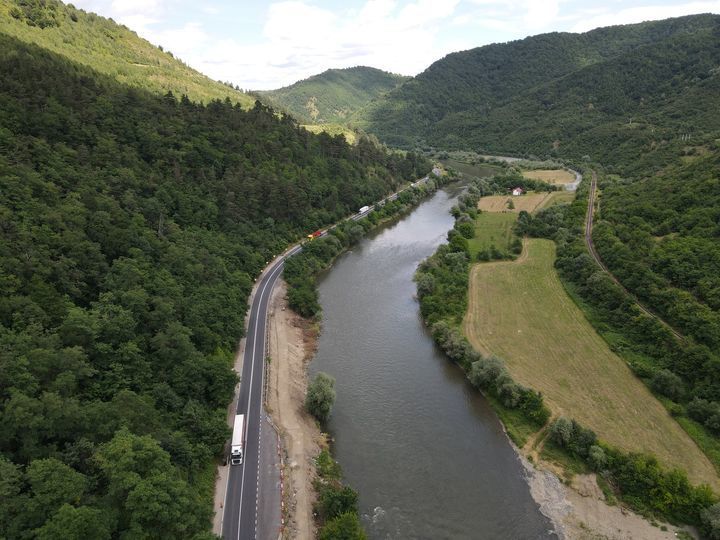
[650, 369, 685, 401]
[549, 417, 573, 447]
[306, 372, 336, 423]
[35, 504, 112, 540]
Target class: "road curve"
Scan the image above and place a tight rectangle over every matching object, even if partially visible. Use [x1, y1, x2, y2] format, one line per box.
[584, 171, 684, 341]
[221, 173, 433, 539]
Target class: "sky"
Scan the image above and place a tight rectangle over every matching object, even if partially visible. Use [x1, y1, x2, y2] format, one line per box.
[71, 0, 720, 90]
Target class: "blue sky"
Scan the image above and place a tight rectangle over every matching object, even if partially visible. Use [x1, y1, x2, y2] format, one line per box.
[72, 0, 720, 90]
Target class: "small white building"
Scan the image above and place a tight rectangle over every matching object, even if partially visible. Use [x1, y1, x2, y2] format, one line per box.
[512, 187, 524, 196]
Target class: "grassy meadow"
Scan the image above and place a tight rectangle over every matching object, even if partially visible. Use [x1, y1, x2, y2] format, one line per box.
[522, 168, 576, 185]
[463, 238, 719, 488]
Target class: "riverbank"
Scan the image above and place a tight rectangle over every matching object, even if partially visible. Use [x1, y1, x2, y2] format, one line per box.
[266, 280, 323, 540]
[521, 453, 689, 540]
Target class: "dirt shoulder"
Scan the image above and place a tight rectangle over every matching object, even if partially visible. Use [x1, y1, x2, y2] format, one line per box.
[266, 280, 323, 540]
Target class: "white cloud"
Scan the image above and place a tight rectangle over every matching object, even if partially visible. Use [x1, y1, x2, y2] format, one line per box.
[190, 0, 462, 89]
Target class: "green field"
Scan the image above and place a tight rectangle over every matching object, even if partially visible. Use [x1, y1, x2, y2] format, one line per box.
[463, 239, 719, 488]
[467, 212, 517, 258]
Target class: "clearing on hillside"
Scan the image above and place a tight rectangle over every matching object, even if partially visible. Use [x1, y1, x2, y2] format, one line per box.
[477, 191, 570, 213]
[522, 169, 576, 185]
[463, 238, 719, 488]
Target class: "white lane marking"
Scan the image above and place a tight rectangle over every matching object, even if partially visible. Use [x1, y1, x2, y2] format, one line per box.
[237, 254, 292, 540]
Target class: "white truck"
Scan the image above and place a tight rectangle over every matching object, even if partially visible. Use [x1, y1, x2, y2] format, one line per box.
[358, 205, 371, 214]
[230, 414, 245, 465]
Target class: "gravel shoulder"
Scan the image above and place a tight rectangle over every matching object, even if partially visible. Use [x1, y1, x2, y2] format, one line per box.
[266, 280, 323, 540]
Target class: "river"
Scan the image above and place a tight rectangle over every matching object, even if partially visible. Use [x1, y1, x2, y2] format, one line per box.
[310, 173, 556, 539]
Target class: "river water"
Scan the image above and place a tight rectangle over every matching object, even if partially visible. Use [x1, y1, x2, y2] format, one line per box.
[310, 176, 556, 539]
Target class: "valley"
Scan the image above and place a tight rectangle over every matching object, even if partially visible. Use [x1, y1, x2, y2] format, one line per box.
[2, 2, 720, 539]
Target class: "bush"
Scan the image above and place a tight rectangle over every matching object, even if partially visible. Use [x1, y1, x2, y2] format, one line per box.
[650, 369, 685, 401]
[702, 502, 720, 539]
[317, 484, 359, 521]
[469, 356, 506, 390]
[318, 512, 366, 540]
[306, 372, 336, 423]
[588, 445, 607, 471]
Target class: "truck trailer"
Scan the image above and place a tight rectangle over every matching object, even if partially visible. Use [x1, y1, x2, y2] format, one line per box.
[230, 414, 245, 465]
[358, 205, 371, 214]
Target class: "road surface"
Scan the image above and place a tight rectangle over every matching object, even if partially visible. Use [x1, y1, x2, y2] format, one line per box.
[584, 170, 684, 341]
[221, 174, 432, 539]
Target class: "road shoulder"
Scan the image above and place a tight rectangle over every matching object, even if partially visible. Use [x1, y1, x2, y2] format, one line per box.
[266, 280, 323, 540]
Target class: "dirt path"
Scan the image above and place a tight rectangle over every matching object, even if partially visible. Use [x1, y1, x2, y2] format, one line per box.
[266, 281, 322, 540]
[584, 171, 684, 341]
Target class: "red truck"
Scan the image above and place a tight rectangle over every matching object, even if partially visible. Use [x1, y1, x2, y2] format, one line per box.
[306, 230, 323, 240]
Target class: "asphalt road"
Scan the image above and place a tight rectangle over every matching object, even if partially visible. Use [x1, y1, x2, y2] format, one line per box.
[221, 174, 431, 539]
[222, 244, 300, 540]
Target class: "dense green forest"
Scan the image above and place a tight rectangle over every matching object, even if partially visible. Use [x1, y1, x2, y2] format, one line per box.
[0, 0, 254, 107]
[0, 32, 428, 537]
[260, 66, 407, 125]
[356, 14, 720, 175]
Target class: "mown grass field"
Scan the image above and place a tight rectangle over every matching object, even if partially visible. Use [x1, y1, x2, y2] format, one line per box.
[467, 212, 517, 258]
[522, 168, 576, 185]
[477, 191, 571, 213]
[463, 238, 719, 488]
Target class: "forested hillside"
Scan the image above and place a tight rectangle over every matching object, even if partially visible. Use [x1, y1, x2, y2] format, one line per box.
[0, 0, 254, 107]
[261, 66, 407, 124]
[357, 14, 720, 174]
[0, 33, 428, 538]
[592, 153, 720, 436]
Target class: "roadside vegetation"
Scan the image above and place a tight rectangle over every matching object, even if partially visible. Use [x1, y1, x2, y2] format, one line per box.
[314, 450, 366, 540]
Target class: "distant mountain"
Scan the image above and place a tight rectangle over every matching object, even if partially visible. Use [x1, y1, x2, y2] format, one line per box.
[260, 66, 408, 124]
[0, 0, 255, 107]
[357, 14, 720, 172]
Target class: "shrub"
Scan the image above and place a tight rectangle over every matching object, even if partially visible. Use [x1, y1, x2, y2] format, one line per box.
[702, 502, 720, 539]
[650, 369, 685, 401]
[306, 372, 336, 423]
[318, 512, 366, 540]
[469, 356, 507, 390]
[317, 484, 359, 521]
[588, 445, 607, 471]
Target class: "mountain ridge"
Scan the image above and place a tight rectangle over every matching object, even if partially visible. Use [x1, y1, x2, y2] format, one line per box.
[260, 65, 408, 124]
